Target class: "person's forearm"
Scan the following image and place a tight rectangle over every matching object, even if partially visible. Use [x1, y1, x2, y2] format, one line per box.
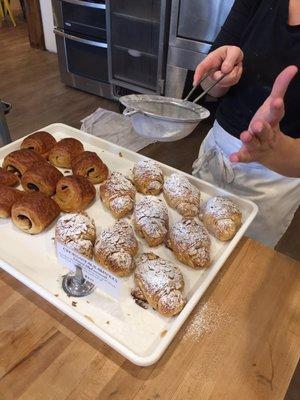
[263, 136, 300, 177]
[200, 76, 230, 98]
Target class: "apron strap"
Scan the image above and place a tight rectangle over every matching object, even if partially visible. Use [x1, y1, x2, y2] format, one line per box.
[192, 140, 235, 186]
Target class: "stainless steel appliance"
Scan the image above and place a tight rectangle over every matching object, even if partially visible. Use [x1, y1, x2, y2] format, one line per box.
[52, 0, 113, 99]
[165, 0, 235, 98]
[106, 0, 171, 97]
[0, 100, 11, 146]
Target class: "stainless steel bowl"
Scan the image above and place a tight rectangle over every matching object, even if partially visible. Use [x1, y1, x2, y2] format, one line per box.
[120, 94, 210, 142]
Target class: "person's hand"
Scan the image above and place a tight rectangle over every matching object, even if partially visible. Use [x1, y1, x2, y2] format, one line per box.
[230, 65, 298, 167]
[193, 45, 244, 88]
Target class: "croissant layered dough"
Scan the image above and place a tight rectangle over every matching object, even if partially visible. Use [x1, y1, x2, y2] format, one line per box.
[11, 192, 60, 234]
[163, 173, 200, 218]
[72, 151, 109, 184]
[202, 196, 242, 241]
[0, 167, 20, 187]
[53, 175, 96, 212]
[2, 149, 45, 177]
[55, 212, 96, 259]
[0, 185, 25, 218]
[168, 218, 211, 269]
[132, 252, 186, 317]
[21, 161, 63, 196]
[94, 220, 138, 277]
[133, 159, 164, 195]
[21, 131, 56, 158]
[49, 138, 84, 168]
[134, 196, 169, 247]
[100, 172, 136, 219]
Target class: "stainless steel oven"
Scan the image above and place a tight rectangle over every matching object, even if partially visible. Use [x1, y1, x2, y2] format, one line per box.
[52, 0, 113, 99]
[165, 0, 234, 98]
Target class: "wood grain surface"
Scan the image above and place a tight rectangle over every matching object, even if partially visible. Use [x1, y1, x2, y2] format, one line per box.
[0, 238, 299, 400]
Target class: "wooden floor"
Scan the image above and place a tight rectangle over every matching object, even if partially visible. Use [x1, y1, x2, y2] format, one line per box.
[0, 12, 118, 142]
[0, 9, 299, 262]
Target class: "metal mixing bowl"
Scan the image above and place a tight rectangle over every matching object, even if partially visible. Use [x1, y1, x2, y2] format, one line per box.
[120, 94, 210, 142]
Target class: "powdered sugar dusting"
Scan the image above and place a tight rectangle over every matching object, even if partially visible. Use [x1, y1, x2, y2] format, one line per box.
[55, 213, 96, 241]
[163, 173, 200, 217]
[164, 173, 199, 199]
[94, 220, 138, 274]
[203, 196, 241, 220]
[135, 253, 184, 310]
[101, 172, 135, 214]
[133, 159, 163, 194]
[170, 218, 210, 250]
[55, 212, 96, 258]
[134, 196, 168, 242]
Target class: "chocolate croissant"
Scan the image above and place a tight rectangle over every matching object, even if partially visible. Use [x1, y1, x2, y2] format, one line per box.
[0, 185, 25, 218]
[132, 159, 164, 195]
[21, 161, 63, 196]
[71, 151, 108, 184]
[53, 175, 96, 212]
[201, 196, 242, 241]
[94, 220, 138, 277]
[2, 149, 45, 177]
[163, 173, 200, 218]
[167, 218, 211, 269]
[134, 196, 168, 247]
[21, 131, 56, 158]
[48, 138, 84, 168]
[132, 252, 186, 317]
[11, 192, 60, 234]
[0, 167, 20, 187]
[100, 172, 136, 219]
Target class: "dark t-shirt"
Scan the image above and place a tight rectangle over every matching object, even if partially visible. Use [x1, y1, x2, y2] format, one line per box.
[212, 0, 300, 139]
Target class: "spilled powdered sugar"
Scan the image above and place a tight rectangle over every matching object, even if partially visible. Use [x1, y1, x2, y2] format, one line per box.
[182, 300, 231, 341]
[203, 196, 241, 220]
[134, 196, 168, 239]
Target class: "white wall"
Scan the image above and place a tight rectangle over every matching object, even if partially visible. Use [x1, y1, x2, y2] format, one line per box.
[39, 0, 57, 53]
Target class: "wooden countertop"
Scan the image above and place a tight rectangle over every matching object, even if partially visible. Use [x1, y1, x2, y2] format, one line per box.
[0, 238, 299, 400]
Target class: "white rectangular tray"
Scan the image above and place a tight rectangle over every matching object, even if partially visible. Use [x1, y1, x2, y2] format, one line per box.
[0, 123, 258, 366]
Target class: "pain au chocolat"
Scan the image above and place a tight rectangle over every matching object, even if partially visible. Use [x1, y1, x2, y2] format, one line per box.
[2, 149, 45, 177]
[21, 131, 56, 158]
[0, 167, 20, 187]
[21, 161, 63, 196]
[48, 137, 84, 168]
[0, 185, 25, 218]
[11, 192, 60, 234]
[71, 151, 109, 185]
[53, 175, 96, 212]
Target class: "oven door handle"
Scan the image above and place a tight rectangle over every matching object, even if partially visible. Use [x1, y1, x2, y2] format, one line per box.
[54, 29, 108, 48]
[60, 0, 106, 9]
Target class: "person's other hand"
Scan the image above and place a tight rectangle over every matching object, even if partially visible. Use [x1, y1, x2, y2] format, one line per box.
[193, 45, 244, 87]
[230, 65, 298, 165]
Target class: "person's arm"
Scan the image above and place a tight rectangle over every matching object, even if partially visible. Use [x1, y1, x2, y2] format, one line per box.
[193, 0, 261, 97]
[230, 66, 300, 177]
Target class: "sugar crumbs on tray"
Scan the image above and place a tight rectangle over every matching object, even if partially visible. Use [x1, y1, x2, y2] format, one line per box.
[182, 301, 231, 342]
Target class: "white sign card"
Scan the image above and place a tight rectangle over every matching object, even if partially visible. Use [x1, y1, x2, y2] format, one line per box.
[56, 242, 121, 300]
